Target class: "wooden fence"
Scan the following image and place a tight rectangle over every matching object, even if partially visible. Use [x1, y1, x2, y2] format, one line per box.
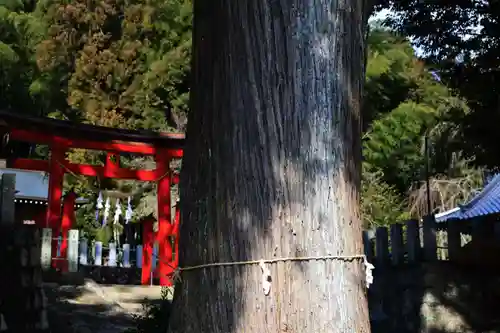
[363, 215, 482, 268]
[42, 214, 487, 278]
[40, 228, 163, 272]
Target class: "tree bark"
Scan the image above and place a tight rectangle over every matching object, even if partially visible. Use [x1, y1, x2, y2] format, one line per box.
[169, 1, 372, 332]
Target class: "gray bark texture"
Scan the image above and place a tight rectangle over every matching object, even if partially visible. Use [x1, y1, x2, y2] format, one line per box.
[168, 0, 372, 332]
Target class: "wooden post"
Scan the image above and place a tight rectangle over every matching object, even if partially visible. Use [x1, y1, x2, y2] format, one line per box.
[59, 191, 77, 272]
[362, 229, 374, 264]
[0, 174, 15, 332]
[152, 243, 158, 271]
[67, 229, 79, 272]
[79, 238, 88, 265]
[423, 215, 437, 261]
[41, 228, 52, 270]
[94, 242, 103, 266]
[122, 244, 131, 267]
[405, 219, 420, 263]
[0, 174, 15, 225]
[30, 228, 41, 267]
[390, 224, 404, 265]
[447, 221, 461, 261]
[108, 243, 117, 267]
[375, 227, 389, 268]
[136, 245, 143, 268]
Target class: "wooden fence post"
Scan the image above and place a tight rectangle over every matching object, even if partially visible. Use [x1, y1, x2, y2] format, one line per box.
[67, 229, 79, 272]
[0, 174, 15, 332]
[363, 230, 374, 263]
[79, 238, 88, 265]
[41, 228, 52, 270]
[136, 245, 143, 268]
[390, 224, 404, 265]
[423, 215, 437, 261]
[152, 243, 158, 270]
[405, 219, 420, 263]
[108, 242, 117, 267]
[447, 222, 461, 261]
[0, 174, 15, 225]
[375, 227, 389, 268]
[122, 244, 131, 267]
[94, 242, 103, 266]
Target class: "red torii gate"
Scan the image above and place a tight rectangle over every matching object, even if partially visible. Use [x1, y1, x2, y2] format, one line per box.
[0, 111, 184, 286]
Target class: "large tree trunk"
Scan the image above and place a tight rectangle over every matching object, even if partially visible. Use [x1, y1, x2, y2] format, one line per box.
[169, 1, 371, 332]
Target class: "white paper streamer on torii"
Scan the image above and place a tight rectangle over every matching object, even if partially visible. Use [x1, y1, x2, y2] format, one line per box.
[114, 198, 122, 224]
[364, 260, 375, 288]
[96, 191, 104, 224]
[125, 197, 133, 224]
[114, 199, 122, 245]
[102, 197, 111, 225]
[96, 192, 104, 210]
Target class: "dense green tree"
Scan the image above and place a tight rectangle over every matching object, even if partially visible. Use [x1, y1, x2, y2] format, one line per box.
[31, 0, 191, 226]
[0, 1, 45, 115]
[378, 1, 500, 168]
[361, 28, 470, 225]
[0, 0, 50, 158]
[37, 0, 191, 130]
[361, 165, 410, 228]
[0, 0, 473, 229]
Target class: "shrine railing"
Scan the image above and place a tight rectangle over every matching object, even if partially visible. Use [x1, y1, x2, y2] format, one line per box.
[41, 227, 178, 285]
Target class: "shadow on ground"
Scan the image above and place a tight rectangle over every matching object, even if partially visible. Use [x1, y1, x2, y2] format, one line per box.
[43, 273, 170, 333]
[45, 262, 500, 333]
[369, 262, 500, 333]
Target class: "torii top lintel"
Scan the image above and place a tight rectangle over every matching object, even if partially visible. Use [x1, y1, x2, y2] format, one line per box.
[0, 110, 185, 155]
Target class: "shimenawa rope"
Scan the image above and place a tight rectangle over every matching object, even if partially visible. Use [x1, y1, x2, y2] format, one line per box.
[153, 252, 375, 295]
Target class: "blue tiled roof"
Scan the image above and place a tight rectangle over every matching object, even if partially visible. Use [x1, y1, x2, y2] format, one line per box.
[435, 173, 500, 222]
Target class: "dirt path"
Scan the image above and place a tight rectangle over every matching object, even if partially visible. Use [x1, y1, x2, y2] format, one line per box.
[44, 280, 171, 333]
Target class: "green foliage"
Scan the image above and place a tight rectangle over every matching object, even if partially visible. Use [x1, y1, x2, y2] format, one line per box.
[361, 168, 410, 228]
[363, 28, 419, 126]
[75, 202, 101, 240]
[36, 0, 191, 130]
[378, 2, 500, 168]
[0, 1, 477, 233]
[0, 2, 47, 118]
[0, 0, 190, 240]
[364, 101, 435, 192]
[361, 28, 470, 226]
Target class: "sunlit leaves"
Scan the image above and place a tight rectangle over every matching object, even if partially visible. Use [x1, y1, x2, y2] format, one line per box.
[361, 28, 469, 225]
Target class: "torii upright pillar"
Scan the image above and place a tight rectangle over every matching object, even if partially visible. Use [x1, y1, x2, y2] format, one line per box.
[46, 144, 65, 269]
[156, 149, 174, 286]
[58, 191, 77, 271]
